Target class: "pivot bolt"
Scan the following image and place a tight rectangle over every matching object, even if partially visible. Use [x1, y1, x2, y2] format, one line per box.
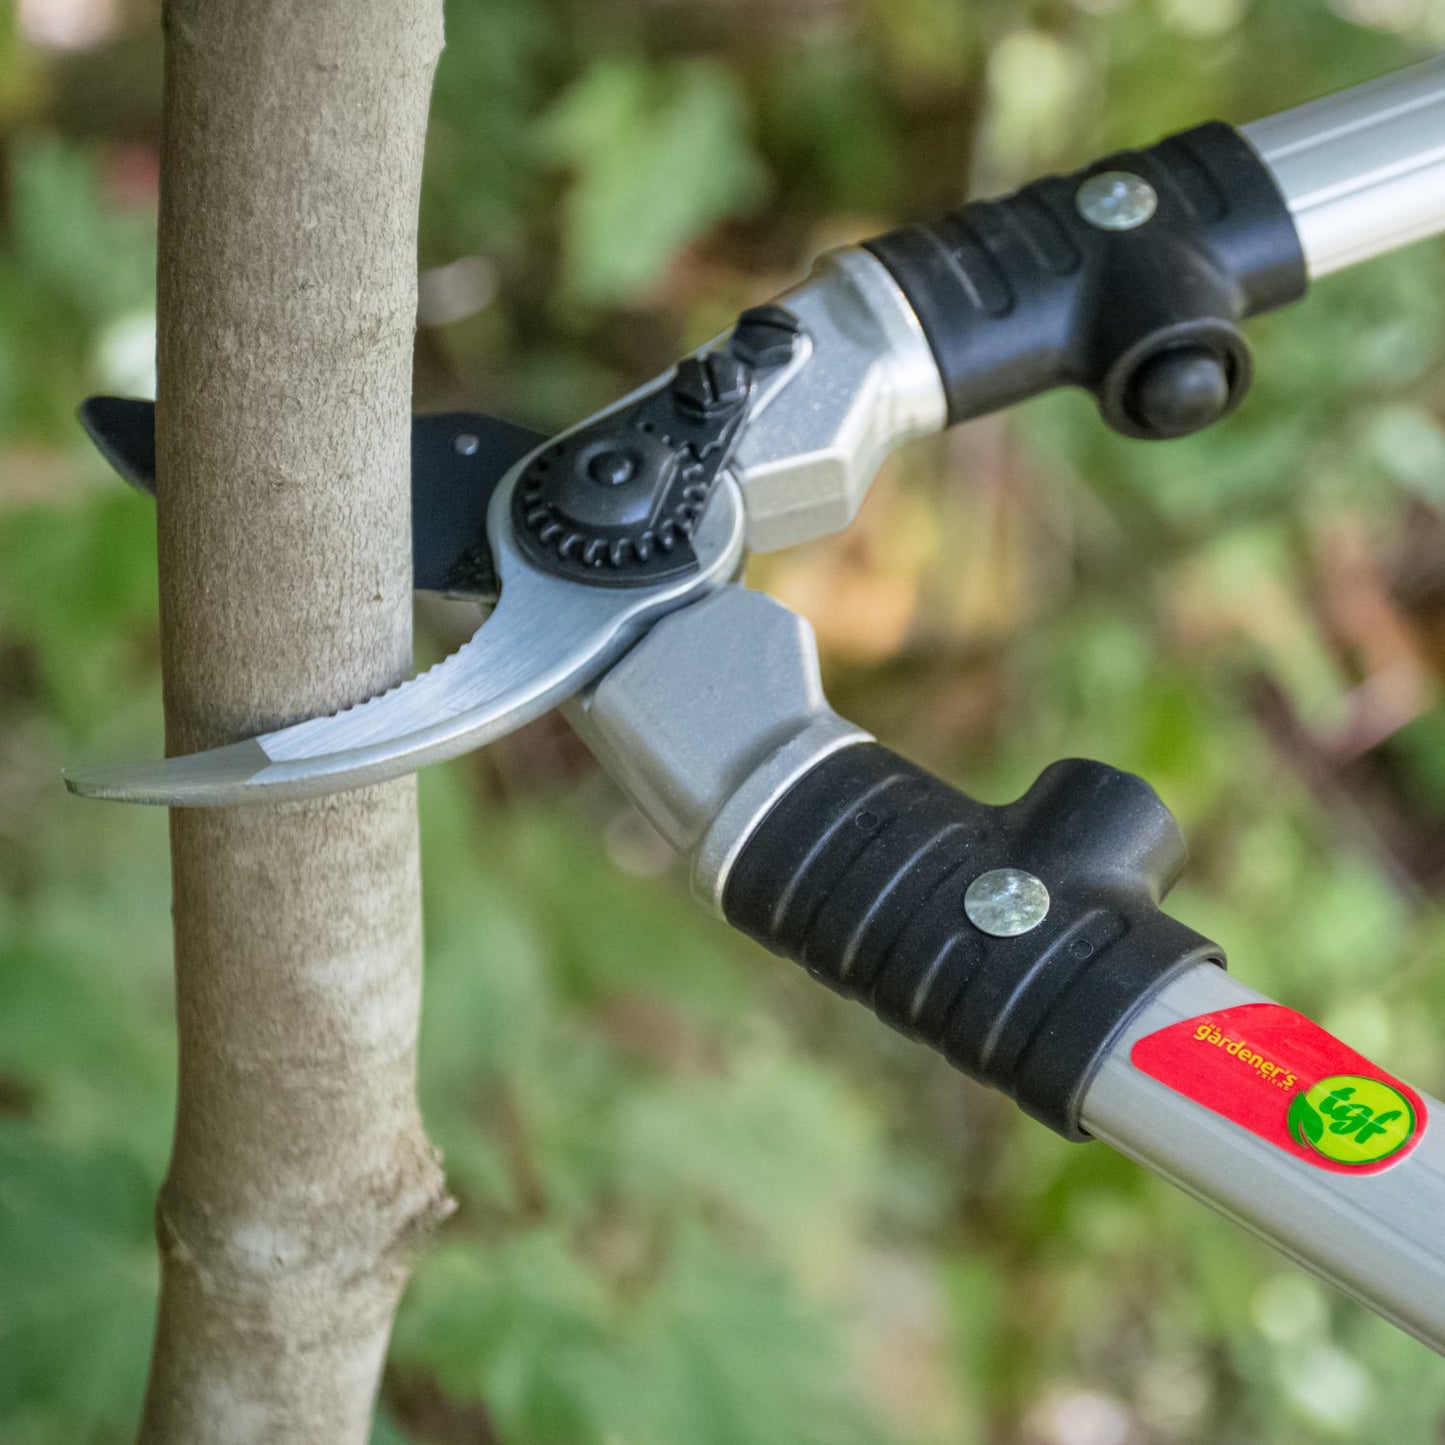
[965, 868, 1050, 937]
[1076, 170, 1158, 231]
[586, 449, 637, 487]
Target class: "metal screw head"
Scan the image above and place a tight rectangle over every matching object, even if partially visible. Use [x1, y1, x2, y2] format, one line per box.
[454, 432, 480, 457]
[1076, 170, 1158, 231]
[964, 868, 1050, 937]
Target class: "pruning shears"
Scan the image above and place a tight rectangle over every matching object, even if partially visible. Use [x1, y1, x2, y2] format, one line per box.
[69, 60, 1445, 1355]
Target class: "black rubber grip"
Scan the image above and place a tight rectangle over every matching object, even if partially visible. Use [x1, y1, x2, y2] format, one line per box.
[864, 122, 1306, 438]
[723, 745, 1221, 1138]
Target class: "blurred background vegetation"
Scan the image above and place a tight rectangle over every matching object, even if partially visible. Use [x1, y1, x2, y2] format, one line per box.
[2, 0, 1445, 1441]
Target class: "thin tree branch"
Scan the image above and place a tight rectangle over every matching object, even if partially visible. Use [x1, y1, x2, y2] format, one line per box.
[140, 3, 451, 1439]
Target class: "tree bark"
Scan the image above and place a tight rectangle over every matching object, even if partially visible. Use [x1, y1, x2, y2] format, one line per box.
[141, 4, 450, 1440]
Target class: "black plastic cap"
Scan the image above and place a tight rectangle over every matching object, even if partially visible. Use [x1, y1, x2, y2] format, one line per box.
[1126, 344, 1235, 437]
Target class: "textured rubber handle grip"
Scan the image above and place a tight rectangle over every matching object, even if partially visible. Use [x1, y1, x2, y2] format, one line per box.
[863, 122, 1306, 438]
[722, 744, 1221, 1138]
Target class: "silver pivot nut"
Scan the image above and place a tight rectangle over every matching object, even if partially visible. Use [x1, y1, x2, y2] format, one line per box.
[1075, 170, 1158, 231]
[964, 868, 1050, 937]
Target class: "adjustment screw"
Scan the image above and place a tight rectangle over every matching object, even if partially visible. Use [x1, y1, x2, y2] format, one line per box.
[586, 449, 637, 487]
[705, 351, 748, 406]
[1076, 170, 1158, 231]
[731, 303, 802, 369]
[672, 357, 713, 421]
[673, 352, 748, 422]
[965, 868, 1050, 937]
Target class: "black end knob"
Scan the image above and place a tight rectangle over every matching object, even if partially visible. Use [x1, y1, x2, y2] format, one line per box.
[1126, 346, 1233, 438]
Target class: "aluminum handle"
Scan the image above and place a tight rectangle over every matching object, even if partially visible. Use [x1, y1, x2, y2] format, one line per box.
[1082, 962, 1445, 1355]
[1243, 55, 1445, 277]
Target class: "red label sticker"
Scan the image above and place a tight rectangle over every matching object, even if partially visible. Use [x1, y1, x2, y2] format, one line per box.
[1131, 1003, 1426, 1175]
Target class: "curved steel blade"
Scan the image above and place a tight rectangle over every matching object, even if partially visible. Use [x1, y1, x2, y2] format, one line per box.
[64, 470, 747, 806]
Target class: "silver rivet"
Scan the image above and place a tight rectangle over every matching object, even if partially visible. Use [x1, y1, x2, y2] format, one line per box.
[964, 868, 1050, 937]
[1076, 171, 1158, 231]
[454, 433, 480, 457]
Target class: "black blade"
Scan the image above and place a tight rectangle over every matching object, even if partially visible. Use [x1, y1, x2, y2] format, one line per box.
[408, 412, 547, 601]
[78, 396, 547, 603]
[80, 395, 156, 493]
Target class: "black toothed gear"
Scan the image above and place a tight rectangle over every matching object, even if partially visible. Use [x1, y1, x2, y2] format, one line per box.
[518, 426, 680, 540]
[513, 349, 757, 588]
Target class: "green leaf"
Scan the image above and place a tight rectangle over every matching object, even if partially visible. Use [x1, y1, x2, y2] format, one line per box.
[0, 929, 174, 1170]
[0, 491, 160, 734]
[541, 59, 764, 305]
[369, 1405, 419, 1445]
[0, 138, 155, 442]
[607, 1042, 878, 1265]
[627, 1227, 889, 1445]
[421, 0, 554, 261]
[0, 1123, 157, 1438]
[391, 1236, 622, 1445]
[392, 1229, 891, 1445]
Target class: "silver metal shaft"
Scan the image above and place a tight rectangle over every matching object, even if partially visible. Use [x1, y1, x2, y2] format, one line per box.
[1243, 55, 1445, 278]
[570, 586, 870, 911]
[1082, 963, 1445, 1355]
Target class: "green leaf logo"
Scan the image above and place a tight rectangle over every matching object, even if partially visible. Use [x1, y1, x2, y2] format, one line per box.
[1289, 1075, 1418, 1167]
[1288, 1092, 1324, 1149]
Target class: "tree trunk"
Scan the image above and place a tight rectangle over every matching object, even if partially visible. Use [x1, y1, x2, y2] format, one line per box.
[141, 3, 450, 1440]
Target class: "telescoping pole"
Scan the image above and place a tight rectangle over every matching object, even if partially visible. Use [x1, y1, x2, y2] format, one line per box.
[1243, 54, 1445, 276]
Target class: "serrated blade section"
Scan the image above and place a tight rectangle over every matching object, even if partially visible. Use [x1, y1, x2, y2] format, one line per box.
[64, 474, 747, 806]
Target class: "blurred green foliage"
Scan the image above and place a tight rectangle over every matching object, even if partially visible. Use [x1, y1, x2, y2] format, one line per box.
[3, 1, 1445, 1442]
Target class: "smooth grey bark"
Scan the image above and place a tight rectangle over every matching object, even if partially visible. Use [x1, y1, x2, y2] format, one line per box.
[141, 3, 450, 1440]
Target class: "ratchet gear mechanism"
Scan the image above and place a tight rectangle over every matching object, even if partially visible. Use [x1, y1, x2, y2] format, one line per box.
[513, 349, 756, 586]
